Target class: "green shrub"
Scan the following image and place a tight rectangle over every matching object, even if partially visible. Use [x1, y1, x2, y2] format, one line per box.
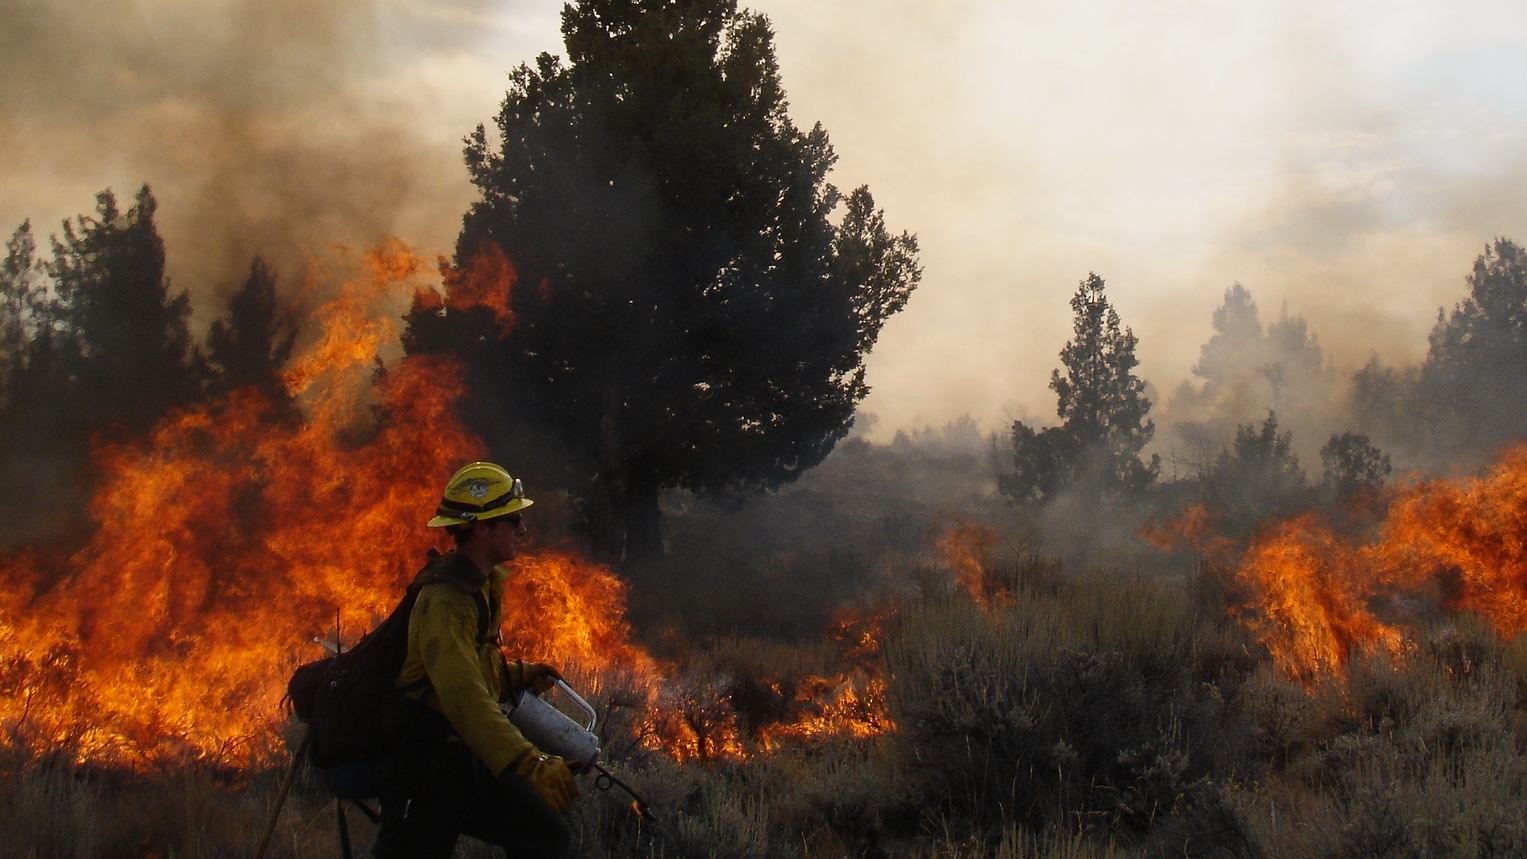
[883, 566, 1250, 851]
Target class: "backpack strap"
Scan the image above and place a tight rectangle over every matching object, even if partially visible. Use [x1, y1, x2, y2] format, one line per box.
[396, 553, 497, 724]
[413, 549, 486, 593]
[411, 550, 495, 645]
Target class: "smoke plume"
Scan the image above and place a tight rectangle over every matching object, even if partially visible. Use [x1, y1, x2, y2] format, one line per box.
[0, 0, 515, 312]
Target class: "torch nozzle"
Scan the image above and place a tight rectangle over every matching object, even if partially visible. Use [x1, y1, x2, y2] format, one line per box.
[592, 762, 661, 828]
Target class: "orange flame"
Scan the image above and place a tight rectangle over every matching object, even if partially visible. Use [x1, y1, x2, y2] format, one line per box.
[758, 605, 898, 749]
[1233, 512, 1404, 679]
[1229, 444, 1527, 679]
[0, 240, 638, 768]
[432, 242, 516, 333]
[641, 678, 748, 763]
[756, 674, 894, 749]
[0, 237, 895, 770]
[938, 521, 1002, 605]
[1139, 503, 1238, 564]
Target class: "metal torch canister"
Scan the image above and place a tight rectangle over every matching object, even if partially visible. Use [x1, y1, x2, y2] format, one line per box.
[507, 679, 601, 771]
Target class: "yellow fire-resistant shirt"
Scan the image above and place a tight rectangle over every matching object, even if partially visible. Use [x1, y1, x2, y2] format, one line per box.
[396, 557, 533, 778]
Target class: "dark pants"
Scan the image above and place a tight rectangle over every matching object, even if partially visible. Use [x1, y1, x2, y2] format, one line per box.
[372, 740, 571, 859]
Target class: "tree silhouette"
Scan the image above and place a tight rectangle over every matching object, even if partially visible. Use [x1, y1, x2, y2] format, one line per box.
[1418, 237, 1527, 461]
[1199, 411, 1310, 538]
[0, 221, 46, 401]
[206, 257, 296, 408]
[1319, 431, 1391, 502]
[1166, 283, 1332, 474]
[0, 220, 75, 543]
[48, 187, 200, 435]
[1192, 283, 1262, 394]
[0, 190, 205, 545]
[408, 0, 919, 562]
[1001, 273, 1158, 506]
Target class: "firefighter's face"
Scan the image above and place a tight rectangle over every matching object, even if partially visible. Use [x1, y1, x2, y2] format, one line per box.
[480, 512, 526, 564]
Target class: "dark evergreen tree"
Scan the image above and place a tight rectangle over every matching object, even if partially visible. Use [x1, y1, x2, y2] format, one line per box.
[408, 0, 919, 562]
[0, 219, 75, 544]
[1202, 412, 1310, 535]
[1417, 237, 1527, 461]
[1001, 273, 1158, 506]
[48, 187, 200, 434]
[1319, 431, 1391, 502]
[1352, 357, 1414, 435]
[0, 221, 45, 401]
[206, 257, 296, 407]
[0, 189, 204, 545]
[1348, 356, 1424, 468]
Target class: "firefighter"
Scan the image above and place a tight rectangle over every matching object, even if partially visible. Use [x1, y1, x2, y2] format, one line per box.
[373, 462, 578, 859]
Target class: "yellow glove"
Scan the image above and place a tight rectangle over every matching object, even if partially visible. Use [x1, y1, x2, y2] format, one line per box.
[507, 748, 579, 814]
[502, 660, 562, 701]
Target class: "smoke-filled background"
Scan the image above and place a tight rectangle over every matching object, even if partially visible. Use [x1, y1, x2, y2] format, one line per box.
[8, 0, 1527, 435]
[17, 6, 1527, 855]
[0, 0, 518, 307]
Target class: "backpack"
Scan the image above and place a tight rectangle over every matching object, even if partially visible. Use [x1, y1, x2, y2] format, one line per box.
[285, 550, 492, 792]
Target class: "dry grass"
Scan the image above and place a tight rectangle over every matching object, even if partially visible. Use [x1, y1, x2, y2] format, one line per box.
[0, 755, 339, 859]
[11, 561, 1527, 858]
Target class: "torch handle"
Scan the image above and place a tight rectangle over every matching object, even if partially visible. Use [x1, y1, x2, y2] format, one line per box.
[253, 725, 311, 859]
[551, 679, 598, 732]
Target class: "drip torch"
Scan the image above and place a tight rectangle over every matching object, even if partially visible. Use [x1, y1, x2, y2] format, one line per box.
[505, 679, 661, 825]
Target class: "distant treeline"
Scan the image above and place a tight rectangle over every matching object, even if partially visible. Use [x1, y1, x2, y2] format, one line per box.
[998, 239, 1527, 561]
[0, 188, 295, 547]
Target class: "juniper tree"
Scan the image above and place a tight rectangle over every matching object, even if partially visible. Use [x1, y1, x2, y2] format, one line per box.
[1320, 431, 1391, 502]
[0, 190, 201, 543]
[0, 221, 45, 403]
[48, 187, 200, 434]
[1418, 237, 1527, 461]
[206, 257, 296, 408]
[407, 0, 919, 562]
[1197, 412, 1313, 539]
[1001, 273, 1158, 506]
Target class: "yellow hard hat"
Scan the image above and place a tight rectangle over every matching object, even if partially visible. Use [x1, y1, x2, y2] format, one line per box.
[427, 461, 534, 528]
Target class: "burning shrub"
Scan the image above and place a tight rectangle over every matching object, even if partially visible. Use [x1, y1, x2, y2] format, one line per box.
[1216, 441, 1527, 680]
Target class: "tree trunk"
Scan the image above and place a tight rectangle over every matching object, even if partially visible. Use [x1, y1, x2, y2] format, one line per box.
[621, 489, 665, 563]
[580, 383, 628, 567]
[580, 478, 625, 568]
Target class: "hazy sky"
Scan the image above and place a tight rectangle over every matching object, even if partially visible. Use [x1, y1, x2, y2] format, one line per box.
[5, 0, 1526, 439]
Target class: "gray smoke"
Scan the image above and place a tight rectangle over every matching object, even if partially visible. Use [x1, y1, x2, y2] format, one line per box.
[0, 0, 512, 314]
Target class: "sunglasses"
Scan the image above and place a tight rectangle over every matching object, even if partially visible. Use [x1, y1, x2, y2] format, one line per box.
[492, 513, 524, 529]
